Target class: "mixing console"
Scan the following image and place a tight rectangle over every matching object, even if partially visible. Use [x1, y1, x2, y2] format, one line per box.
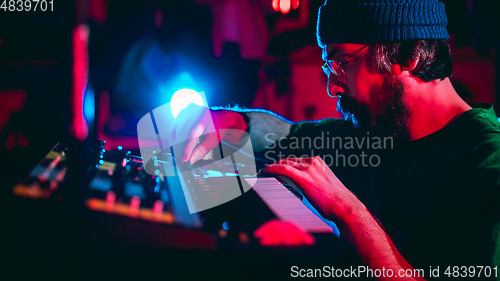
[11, 140, 337, 249]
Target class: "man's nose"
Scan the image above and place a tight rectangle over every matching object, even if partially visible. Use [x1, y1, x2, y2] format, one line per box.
[327, 75, 345, 97]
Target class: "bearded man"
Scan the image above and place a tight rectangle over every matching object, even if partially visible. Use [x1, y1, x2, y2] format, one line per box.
[171, 0, 500, 279]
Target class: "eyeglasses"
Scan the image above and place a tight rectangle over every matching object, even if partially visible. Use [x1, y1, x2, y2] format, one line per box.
[322, 45, 368, 85]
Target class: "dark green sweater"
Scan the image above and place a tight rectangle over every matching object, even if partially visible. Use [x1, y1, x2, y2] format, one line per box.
[261, 103, 500, 273]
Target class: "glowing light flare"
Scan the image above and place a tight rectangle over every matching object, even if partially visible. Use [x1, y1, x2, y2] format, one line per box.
[218, 229, 227, 238]
[239, 231, 249, 244]
[154, 8, 163, 28]
[279, 0, 291, 14]
[273, 0, 299, 14]
[272, 0, 279, 11]
[87, 198, 100, 210]
[170, 89, 205, 118]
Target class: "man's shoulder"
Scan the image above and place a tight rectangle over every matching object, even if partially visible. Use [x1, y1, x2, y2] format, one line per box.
[460, 104, 500, 155]
[464, 103, 500, 133]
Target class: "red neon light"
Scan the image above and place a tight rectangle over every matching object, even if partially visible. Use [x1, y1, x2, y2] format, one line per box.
[70, 25, 89, 141]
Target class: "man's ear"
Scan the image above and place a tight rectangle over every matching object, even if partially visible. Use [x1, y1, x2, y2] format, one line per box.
[393, 54, 420, 75]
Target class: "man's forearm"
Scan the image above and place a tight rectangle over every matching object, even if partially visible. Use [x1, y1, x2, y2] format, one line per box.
[232, 109, 293, 153]
[339, 201, 425, 281]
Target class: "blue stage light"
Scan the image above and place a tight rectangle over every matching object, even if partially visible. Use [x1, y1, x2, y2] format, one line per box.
[170, 89, 205, 118]
[83, 87, 95, 123]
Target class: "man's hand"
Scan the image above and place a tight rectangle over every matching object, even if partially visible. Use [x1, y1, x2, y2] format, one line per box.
[259, 156, 361, 225]
[169, 104, 248, 164]
[261, 156, 424, 280]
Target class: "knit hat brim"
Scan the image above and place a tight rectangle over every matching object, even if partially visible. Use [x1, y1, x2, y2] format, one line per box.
[316, 0, 449, 47]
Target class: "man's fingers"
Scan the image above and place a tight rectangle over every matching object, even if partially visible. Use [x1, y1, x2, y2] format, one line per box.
[276, 157, 311, 168]
[260, 163, 300, 177]
[275, 157, 324, 169]
[170, 106, 206, 142]
[260, 159, 311, 179]
[259, 163, 307, 190]
[189, 128, 228, 164]
[176, 109, 211, 163]
[180, 123, 206, 163]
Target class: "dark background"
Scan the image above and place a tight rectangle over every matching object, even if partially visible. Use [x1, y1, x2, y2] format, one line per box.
[1, 1, 499, 279]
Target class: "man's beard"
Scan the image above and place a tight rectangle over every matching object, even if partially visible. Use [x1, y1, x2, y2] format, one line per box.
[337, 75, 411, 139]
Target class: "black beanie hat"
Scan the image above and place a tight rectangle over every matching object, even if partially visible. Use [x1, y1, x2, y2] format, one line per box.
[316, 0, 449, 47]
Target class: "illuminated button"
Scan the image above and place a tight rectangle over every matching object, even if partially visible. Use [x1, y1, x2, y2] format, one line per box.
[105, 191, 116, 211]
[153, 200, 164, 218]
[129, 196, 141, 217]
[99, 160, 104, 165]
[117, 146, 123, 151]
